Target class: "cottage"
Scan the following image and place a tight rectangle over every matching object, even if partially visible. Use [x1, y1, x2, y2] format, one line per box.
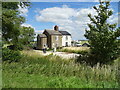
[59, 31, 72, 47]
[37, 25, 72, 49]
[43, 26, 62, 49]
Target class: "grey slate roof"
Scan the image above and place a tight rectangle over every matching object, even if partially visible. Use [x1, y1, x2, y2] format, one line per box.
[45, 30, 62, 35]
[38, 34, 47, 38]
[59, 31, 71, 35]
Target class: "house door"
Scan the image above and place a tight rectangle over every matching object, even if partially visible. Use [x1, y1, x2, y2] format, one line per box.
[66, 42, 68, 47]
[55, 43, 58, 47]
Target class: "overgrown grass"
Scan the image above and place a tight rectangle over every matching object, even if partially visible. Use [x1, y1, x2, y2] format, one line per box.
[0, 63, 2, 89]
[57, 47, 89, 54]
[3, 50, 119, 88]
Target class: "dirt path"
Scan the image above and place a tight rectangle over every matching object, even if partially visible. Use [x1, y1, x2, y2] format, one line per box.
[33, 50, 80, 59]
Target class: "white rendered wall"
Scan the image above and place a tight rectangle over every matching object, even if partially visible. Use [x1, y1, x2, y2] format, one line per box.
[62, 35, 72, 46]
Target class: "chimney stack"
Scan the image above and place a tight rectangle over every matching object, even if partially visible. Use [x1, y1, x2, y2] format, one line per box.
[54, 25, 59, 31]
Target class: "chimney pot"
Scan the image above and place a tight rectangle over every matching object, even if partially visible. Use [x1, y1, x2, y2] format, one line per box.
[54, 25, 59, 31]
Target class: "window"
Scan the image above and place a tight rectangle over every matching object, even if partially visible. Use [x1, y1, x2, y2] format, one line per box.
[55, 36, 58, 41]
[66, 36, 68, 40]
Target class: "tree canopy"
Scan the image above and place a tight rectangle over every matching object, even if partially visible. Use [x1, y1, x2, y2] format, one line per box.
[84, 1, 120, 64]
[19, 26, 35, 45]
[2, 2, 31, 44]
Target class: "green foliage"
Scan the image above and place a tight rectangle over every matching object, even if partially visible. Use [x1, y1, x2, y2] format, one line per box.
[2, 48, 22, 62]
[2, 2, 30, 45]
[2, 2, 35, 50]
[84, 1, 120, 64]
[15, 43, 24, 50]
[19, 26, 35, 45]
[2, 51, 119, 88]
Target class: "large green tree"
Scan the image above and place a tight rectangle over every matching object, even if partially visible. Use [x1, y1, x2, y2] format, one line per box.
[2, 2, 30, 44]
[19, 26, 35, 45]
[84, 1, 120, 64]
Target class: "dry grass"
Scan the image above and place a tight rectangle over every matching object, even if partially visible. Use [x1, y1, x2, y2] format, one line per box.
[63, 47, 89, 51]
[21, 50, 44, 57]
[57, 47, 90, 54]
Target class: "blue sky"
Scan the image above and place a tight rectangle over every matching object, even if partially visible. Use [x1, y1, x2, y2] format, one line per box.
[19, 1, 119, 40]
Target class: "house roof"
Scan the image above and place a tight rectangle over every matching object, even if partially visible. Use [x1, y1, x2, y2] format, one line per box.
[44, 30, 62, 35]
[82, 43, 90, 47]
[38, 34, 47, 38]
[59, 31, 71, 35]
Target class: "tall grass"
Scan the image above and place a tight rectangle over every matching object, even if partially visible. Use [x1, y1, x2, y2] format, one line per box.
[3, 50, 119, 88]
[0, 63, 2, 89]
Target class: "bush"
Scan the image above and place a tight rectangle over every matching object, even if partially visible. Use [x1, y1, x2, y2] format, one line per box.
[15, 43, 24, 50]
[2, 48, 22, 62]
[26, 44, 34, 49]
[76, 52, 117, 66]
[76, 53, 98, 66]
[7, 43, 23, 51]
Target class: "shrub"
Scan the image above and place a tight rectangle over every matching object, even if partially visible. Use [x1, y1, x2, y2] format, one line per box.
[7, 43, 23, 51]
[76, 53, 98, 66]
[57, 47, 62, 49]
[15, 43, 24, 50]
[22, 43, 36, 50]
[27, 44, 34, 49]
[47, 48, 53, 51]
[2, 48, 22, 62]
[76, 52, 117, 66]
[23, 45, 32, 50]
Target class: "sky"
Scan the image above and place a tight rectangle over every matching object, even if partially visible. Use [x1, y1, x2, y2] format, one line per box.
[19, 1, 120, 40]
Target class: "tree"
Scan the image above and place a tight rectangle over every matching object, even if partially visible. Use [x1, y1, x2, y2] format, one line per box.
[19, 26, 35, 45]
[84, 1, 120, 64]
[2, 2, 30, 44]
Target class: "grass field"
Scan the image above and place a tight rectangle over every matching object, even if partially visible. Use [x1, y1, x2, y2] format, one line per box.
[62, 47, 89, 51]
[2, 50, 119, 88]
[0, 63, 2, 89]
[80, 40, 89, 45]
[57, 47, 90, 54]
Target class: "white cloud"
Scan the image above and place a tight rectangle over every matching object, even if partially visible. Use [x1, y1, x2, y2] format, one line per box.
[18, 5, 28, 16]
[36, 5, 76, 23]
[35, 5, 118, 40]
[21, 23, 45, 34]
[35, 30, 44, 34]
[21, 23, 35, 29]
[108, 13, 118, 24]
